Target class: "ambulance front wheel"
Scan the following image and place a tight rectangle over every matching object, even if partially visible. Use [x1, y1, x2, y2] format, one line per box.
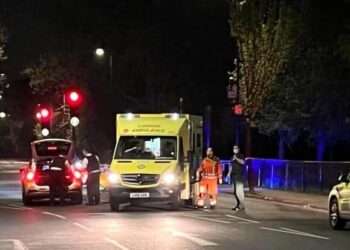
[170, 192, 182, 210]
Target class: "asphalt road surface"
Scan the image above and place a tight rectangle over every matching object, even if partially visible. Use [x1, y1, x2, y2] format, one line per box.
[0, 161, 349, 250]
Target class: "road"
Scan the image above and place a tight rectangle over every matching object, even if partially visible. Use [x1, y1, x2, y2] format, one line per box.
[0, 161, 349, 250]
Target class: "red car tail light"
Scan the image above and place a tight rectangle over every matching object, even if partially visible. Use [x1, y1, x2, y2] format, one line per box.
[73, 171, 82, 179]
[26, 172, 35, 181]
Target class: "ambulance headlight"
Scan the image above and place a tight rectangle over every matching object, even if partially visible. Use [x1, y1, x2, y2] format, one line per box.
[108, 173, 121, 184]
[162, 173, 177, 185]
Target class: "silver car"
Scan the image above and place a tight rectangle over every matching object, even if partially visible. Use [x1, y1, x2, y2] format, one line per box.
[328, 171, 350, 229]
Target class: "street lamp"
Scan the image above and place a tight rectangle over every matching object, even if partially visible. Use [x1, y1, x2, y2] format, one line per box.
[0, 111, 6, 119]
[95, 48, 105, 57]
[94, 47, 113, 87]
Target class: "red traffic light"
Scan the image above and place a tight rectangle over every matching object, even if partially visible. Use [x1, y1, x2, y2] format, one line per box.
[232, 104, 243, 116]
[69, 91, 79, 102]
[35, 105, 51, 122]
[65, 90, 82, 107]
[40, 108, 50, 118]
[36, 112, 42, 120]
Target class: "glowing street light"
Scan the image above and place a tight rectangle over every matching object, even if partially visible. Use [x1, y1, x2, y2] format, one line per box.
[94, 47, 113, 87]
[95, 48, 105, 57]
[0, 112, 6, 119]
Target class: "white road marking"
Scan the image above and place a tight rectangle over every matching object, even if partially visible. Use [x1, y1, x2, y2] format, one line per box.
[170, 229, 218, 247]
[280, 227, 330, 240]
[42, 211, 67, 220]
[0, 170, 20, 174]
[225, 214, 260, 224]
[0, 160, 27, 165]
[7, 204, 32, 209]
[0, 205, 30, 211]
[104, 237, 129, 250]
[27, 241, 105, 246]
[0, 239, 28, 250]
[260, 226, 329, 240]
[183, 214, 231, 224]
[72, 222, 93, 232]
[264, 200, 328, 214]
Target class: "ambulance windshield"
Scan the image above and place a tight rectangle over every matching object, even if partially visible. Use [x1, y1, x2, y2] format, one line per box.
[115, 136, 177, 160]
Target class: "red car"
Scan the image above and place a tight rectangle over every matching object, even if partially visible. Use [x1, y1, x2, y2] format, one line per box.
[20, 138, 84, 205]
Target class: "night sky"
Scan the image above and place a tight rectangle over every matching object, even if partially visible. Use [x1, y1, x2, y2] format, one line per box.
[0, 0, 237, 159]
[1, 0, 349, 161]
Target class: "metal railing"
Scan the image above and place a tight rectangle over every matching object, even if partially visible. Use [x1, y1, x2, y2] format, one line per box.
[221, 158, 350, 194]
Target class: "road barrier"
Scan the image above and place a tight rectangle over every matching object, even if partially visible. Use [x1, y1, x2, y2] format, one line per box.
[221, 158, 350, 194]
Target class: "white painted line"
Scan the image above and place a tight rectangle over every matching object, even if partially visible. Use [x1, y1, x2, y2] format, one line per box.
[0, 180, 20, 185]
[73, 222, 93, 232]
[0, 170, 20, 174]
[0, 239, 28, 250]
[42, 211, 67, 220]
[260, 226, 329, 240]
[0, 160, 27, 165]
[7, 204, 32, 210]
[104, 237, 129, 250]
[27, 241, 105, 246]
[0, 205, 30, 211]
[170, 230, 218, 247]
[183, 214, 231, 224]
[261, 199, 328, 214]
[225, 214, 260, 224]
[280, 227, 330, 240]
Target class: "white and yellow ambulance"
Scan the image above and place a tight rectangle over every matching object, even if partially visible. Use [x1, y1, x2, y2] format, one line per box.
[105, 113, 203, 211]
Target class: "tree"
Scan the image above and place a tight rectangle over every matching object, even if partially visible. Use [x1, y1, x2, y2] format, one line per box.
[256, 0, 350, 160]
[23, 54, 89, 139]
[229, 0, 301, 156]
[0, 25, 7, 62]
[23, 54, 88, 103]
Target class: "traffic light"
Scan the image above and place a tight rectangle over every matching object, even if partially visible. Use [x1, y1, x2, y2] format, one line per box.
[232, 104, 243, 116]
[35, 105, 52, 137]
[65, 89, 83, 127]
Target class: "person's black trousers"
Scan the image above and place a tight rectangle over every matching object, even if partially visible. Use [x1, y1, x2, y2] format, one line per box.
[87, 173, 100, 205]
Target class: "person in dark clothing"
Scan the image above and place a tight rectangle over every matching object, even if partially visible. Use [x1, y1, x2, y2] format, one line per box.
[82, 148, 101, 205]
[227, 145, 245, 211]
[49, 155, 69, 205]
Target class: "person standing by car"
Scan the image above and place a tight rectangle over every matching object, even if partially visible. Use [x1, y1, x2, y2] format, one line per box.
[82, 148, 101, 205]
[227, 145, 245, 211]
[49, 154, 70, 205]
[196, 147, 223, 209]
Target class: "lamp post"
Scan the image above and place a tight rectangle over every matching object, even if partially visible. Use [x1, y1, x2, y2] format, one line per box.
[0, 111, 6, 119]
[95, 48, 113, 87]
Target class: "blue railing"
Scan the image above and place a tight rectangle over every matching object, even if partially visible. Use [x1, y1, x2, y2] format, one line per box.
[221, 158, 350, 194]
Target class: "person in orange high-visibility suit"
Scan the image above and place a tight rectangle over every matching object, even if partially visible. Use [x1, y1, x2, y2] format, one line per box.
[196, 147, 223, 209]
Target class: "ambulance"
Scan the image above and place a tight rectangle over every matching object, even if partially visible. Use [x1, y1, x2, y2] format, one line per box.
[107, 113, 203, 211]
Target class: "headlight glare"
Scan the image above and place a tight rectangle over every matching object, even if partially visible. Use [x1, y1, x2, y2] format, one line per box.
[108, 173, 121, 184]
[162, 173, 177, 185]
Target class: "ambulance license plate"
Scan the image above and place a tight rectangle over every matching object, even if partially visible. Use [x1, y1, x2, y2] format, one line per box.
[130, 192, 150, 198]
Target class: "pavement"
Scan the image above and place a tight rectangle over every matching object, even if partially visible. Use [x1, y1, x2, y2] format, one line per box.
[0, 160, 349, 250]
[220, 185, 329, 211]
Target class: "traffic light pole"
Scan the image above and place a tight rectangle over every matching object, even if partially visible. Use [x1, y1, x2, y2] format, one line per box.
[72, 126, 77, 146]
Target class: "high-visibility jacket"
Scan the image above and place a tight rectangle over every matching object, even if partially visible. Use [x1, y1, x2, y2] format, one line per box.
[198, 157, 222, 180]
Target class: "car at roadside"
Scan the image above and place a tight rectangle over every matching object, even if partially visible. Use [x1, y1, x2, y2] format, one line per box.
[328, 170, 350, 229]
[20, 138, 84, 205]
